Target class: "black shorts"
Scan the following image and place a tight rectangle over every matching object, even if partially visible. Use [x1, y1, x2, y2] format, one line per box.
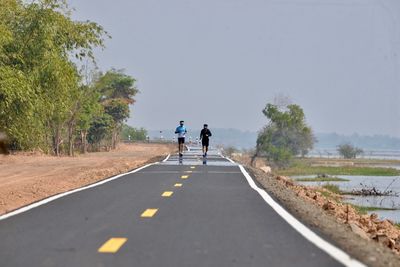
[202, 139, 209, 147]
[178, 137, 185, 144]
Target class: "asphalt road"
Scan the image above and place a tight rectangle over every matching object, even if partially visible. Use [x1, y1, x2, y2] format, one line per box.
[0, 147, 363, 267]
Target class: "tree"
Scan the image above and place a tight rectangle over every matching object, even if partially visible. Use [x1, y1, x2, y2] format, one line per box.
[337, 143, 363, 159]
[0, 0, 107, 154]
[121, 124, 147, 141]
[76, 85, 102, 154]
[94, 69, 139, 149]
[255, 103, 315, 167]
[95, 69, 138, 104]
[87, 113, 113, 151]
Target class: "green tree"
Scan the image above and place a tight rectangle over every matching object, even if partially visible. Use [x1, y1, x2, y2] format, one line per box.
[76, 85, 102, 154]
[95, 69, 138, 104]
[121, 124, 147, 141]
[87, 113, 113, 151]
[255, 103, 315, 167]
[337, 143, 363, 159]
[94, 69, 138, 149]
[0, 0, 107, 154]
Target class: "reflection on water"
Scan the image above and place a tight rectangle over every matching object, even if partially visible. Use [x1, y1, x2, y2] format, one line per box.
[294, 175, 400, 222]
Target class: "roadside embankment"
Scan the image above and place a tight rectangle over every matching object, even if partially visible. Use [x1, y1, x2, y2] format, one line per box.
[234, 155, 400, 267]
[0, 143, 175, 215]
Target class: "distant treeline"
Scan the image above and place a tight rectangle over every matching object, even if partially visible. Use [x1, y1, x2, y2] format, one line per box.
[148, 129, 400, 151]
[121, 125, 147, 142]
[147, 128, 257, 149]
[315, 133, 400, 150]
[0, 0, 142, 155]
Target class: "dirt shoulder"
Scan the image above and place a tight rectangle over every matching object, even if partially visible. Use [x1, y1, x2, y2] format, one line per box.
[235, 156, 400, 267]
[0, 143, 175, 215]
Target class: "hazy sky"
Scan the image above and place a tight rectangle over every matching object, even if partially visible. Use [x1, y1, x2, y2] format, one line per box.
[69, 0, 400, 137]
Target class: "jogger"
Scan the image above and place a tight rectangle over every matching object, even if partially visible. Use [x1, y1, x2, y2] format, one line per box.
[175, 120, 187, 157]
[200, 124, 212, 157]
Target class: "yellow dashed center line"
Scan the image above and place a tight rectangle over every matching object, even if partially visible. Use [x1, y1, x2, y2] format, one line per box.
[185, 171, 193, 173]
[174, 183, 183, 187]
[162, 191, 173, 197]
[181, 175, 189, 179]
[141, 208, 158, 218]
[98, 238, 127, 253]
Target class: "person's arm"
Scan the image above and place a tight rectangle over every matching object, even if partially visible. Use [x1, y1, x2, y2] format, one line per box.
[200, 130, 203, 140]
[208, 130, 212, 137]
[175, 127, 178, 134]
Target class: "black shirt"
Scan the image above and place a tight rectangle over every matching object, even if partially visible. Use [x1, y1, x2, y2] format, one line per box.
[200, 129, 212, 140]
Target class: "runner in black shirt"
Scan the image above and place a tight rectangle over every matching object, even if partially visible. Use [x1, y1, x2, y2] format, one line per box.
[200, 124, 212, 157]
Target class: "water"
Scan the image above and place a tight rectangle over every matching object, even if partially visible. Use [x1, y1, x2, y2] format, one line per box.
[308, 149, 400, 160]
[294, 175, 400, 223]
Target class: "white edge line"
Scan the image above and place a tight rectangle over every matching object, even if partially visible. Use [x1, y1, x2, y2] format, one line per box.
[237, 164, 366, 267]
[0, 156, 167, 221]
[162, 154, 171, 162]
[224, 156, 236, 164]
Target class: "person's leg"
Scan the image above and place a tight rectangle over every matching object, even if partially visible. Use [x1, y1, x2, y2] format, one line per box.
[178, 138, 183, 155]
[178, 138, 185, 156]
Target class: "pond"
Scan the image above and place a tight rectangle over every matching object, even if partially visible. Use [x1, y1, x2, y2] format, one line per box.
[293, 175, 400, 223]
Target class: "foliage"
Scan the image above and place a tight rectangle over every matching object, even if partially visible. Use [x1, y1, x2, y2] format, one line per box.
[0, 0, 139, 155]
[87, 113, 113, 148]
[95, 69, 138, 104]
[296, 177, 349, 182]
[322, 184, 341, 194]
[94, 69, 139, 149]
[337, 143, 364, 159]
[351, 205, 396, 215]
[121, 124, 147, 141]
[255, 103, 315, 167]
[276, 159, 400, 176]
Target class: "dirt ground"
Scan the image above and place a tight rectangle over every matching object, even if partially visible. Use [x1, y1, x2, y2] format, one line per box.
[235, 156, 400, 267]
[0, 143, 175, 215]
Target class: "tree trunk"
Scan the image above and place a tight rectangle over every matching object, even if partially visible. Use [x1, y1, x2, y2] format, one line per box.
[67, 122, 75, 157]
[112, 129, 118, 150]
[80, 130, 87, 154]
[52, 127, 62, 156]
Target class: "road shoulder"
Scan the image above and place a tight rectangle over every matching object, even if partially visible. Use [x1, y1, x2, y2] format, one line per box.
[245, 165, 400, 267]
[0, 143, 175, 215]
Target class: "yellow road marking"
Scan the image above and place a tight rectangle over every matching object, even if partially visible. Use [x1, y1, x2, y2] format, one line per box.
[185, 171, 193, 173]
[174, 183, 182, 187]
[98, 238, 127, 253]
[162, 191, 173, 197]
[181, 175, 189, 179]
[141, 208, 158, 218]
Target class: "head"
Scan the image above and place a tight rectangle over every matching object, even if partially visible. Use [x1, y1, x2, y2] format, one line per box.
[180, 120, 184, 126]
[203, 124, 208, 129]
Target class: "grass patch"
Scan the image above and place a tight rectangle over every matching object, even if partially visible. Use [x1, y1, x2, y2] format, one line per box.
[322, 184, 341, 194]
[351, 204, 397, 215]
[296, 177, 349, 182]
[277, 160, 400, 176]
[316, 189, 332, 198]
[396, 223, 400, 229]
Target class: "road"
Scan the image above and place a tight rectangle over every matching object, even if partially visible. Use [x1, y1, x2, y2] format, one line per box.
[0, 146, 365, 267]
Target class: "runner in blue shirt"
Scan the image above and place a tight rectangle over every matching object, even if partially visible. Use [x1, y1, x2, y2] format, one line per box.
[175, 120, 187, 157]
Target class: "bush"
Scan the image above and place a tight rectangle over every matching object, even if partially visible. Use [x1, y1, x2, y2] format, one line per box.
[337, 143, 363, 159]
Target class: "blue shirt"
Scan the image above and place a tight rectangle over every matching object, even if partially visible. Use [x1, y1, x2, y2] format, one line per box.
[175, 125, 187, 138]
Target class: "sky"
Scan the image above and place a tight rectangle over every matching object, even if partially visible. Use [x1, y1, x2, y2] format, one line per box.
[68, 0, 400, 137]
